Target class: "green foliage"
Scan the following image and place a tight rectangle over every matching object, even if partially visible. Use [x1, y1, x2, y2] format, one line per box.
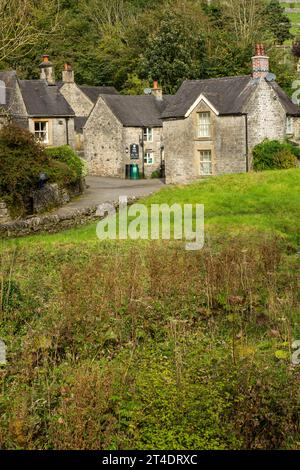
[253, 139, 299, 171]
[45, 145, 84, 183]
[2, 0, 294, 94]
[0, 125, 82, 216]
[264, 0, 292, 45]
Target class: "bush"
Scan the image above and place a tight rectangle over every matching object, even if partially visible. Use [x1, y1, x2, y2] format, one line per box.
[253, 139, 299, 171]
[0, 124, 83, 216]
[45, 145, 84, 183]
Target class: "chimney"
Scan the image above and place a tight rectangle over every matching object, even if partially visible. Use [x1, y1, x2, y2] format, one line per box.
[62, 63, 74, 83]
[39, 55, 56, 85]
[152, 79, 163, 100]
[252, 44, 269, 79]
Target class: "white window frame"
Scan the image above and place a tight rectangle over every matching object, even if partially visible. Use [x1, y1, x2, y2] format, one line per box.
[286, 116, 293, 135]
[197, 112, 211, 138]
[199, 150, 212, 176]
[143, 127, 153, 142]
[34, 120, 49, 144]
[144, 151, 154, 165]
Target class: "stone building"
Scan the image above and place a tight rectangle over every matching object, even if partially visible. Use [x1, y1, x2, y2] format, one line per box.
[84, 84, 172, 177]
[162, 45, 300, 184]
[58, 63, 118, 156]
[0, 56, 118, 153]
[0, 56, 76, 148]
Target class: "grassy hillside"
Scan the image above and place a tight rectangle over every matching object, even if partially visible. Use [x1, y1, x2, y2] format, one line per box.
[0, 169, 300, 450]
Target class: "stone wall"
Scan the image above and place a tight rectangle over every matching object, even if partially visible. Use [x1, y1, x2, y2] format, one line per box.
[84, 97, 163, 178]
[0, 197, 138, 239]
[245, 79, 289, 166]
[164, 101, 247, 185]
[59, 83, 93, 117]
[123, 127, 162, 178]
[32, 181, 84, 214]
[0, 201, 11, 224]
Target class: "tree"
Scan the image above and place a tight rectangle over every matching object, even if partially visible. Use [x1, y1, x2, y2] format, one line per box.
[0, 0, 60, 65]
[264, 0, 292, 45]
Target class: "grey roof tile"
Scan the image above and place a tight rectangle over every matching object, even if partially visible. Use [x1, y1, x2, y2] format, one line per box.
[100, 94, 173, 127]
[162, 75, 300, 118]
[19, 79, 74, 117]
[80, 85, 119, 103]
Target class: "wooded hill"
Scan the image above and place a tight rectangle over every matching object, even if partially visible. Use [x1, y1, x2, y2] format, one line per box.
[0, 0, 297, 94]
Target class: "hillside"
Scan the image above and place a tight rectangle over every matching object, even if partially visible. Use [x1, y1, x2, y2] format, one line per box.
[1, 169, 299, 450]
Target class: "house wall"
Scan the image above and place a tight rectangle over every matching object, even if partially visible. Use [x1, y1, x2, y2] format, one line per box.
[122, 127, 162, 178]
[84, 97, 124, 176]
[164, 101, 247, 184]
[59, 83, 93, 117]
[28, 117, 75, 148]
[244, 79, 293, 166]
[84, 97, 163, 177]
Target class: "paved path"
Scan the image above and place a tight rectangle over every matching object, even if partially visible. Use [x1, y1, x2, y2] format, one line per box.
[55, 177, 165, 216]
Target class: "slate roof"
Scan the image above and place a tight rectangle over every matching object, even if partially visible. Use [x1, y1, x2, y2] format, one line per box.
[75, 116, 88, 134]
[80, 85, 119, 103]
[100, 94, 174, 127]
[162, 75, 300, 118]
[18, 80, 74, 117]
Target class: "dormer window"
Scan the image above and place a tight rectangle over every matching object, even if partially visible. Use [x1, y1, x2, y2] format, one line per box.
[197, 112, 211, 138]
[286, 116, 293, 135]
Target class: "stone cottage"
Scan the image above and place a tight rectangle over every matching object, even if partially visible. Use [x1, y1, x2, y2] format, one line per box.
[162, 44, 300, 184]
[0, 56, 119, 153]
[0, 56, 76, 148]
[84, 83, 172, 177]
[58, 63, 118, 156]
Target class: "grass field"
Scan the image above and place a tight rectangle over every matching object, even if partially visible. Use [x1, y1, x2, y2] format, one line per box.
[0, 169, 299, 450]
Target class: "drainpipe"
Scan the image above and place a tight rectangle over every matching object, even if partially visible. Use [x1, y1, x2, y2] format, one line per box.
[66, 117, 70, 146]
[243, 113, 249, 172]
[140, 128, 145, 178]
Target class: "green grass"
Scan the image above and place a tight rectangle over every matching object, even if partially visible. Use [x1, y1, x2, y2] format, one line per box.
[7, 169, 300, 248]
[0, 169, 299, 450]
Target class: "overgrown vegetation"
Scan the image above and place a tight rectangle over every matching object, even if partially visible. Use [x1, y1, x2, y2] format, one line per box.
[0, 124, 84, 217]
[252, 139, 299, 171]
[0, 169, 299, 449]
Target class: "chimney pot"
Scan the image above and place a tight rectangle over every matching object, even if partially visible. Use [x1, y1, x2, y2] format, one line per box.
[252, 44, 269, 79]
[62, 62, 74, 83]
[39, 54, 55, 85]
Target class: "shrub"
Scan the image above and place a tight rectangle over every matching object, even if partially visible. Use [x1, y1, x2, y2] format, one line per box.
[151, 169, 161, 179]
[0, 124, 82, 216]
[45, 145, 84, 183]
[253, 139, 299, 171]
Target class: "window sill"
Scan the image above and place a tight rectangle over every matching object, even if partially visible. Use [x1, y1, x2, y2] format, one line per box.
[194, 137, 212, 142]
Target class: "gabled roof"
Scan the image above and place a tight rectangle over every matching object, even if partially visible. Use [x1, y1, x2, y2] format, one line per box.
[269, 81, 300, 116]
[162, 76, 256, 118]
[80, 85, 119, 103]
[19, 80, 74, 117]
[162, 75, 300, 118]
[100, 94, 173, 127]
[75, 116, 88, 134]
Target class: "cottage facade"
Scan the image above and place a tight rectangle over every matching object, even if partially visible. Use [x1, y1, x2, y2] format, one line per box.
[84, 87, 171, 178]
[0, 57, 76, 148]
[162, 46, 300, 184]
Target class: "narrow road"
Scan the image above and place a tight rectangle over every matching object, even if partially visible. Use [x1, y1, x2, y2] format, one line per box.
[55, 177, 165, 216]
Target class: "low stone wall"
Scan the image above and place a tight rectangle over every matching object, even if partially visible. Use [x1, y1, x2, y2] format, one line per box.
[32, 180, 85, 214]
[0, 206, 98, 239]
[0, 197, 137, 239]
[0, 201, 11, 224]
